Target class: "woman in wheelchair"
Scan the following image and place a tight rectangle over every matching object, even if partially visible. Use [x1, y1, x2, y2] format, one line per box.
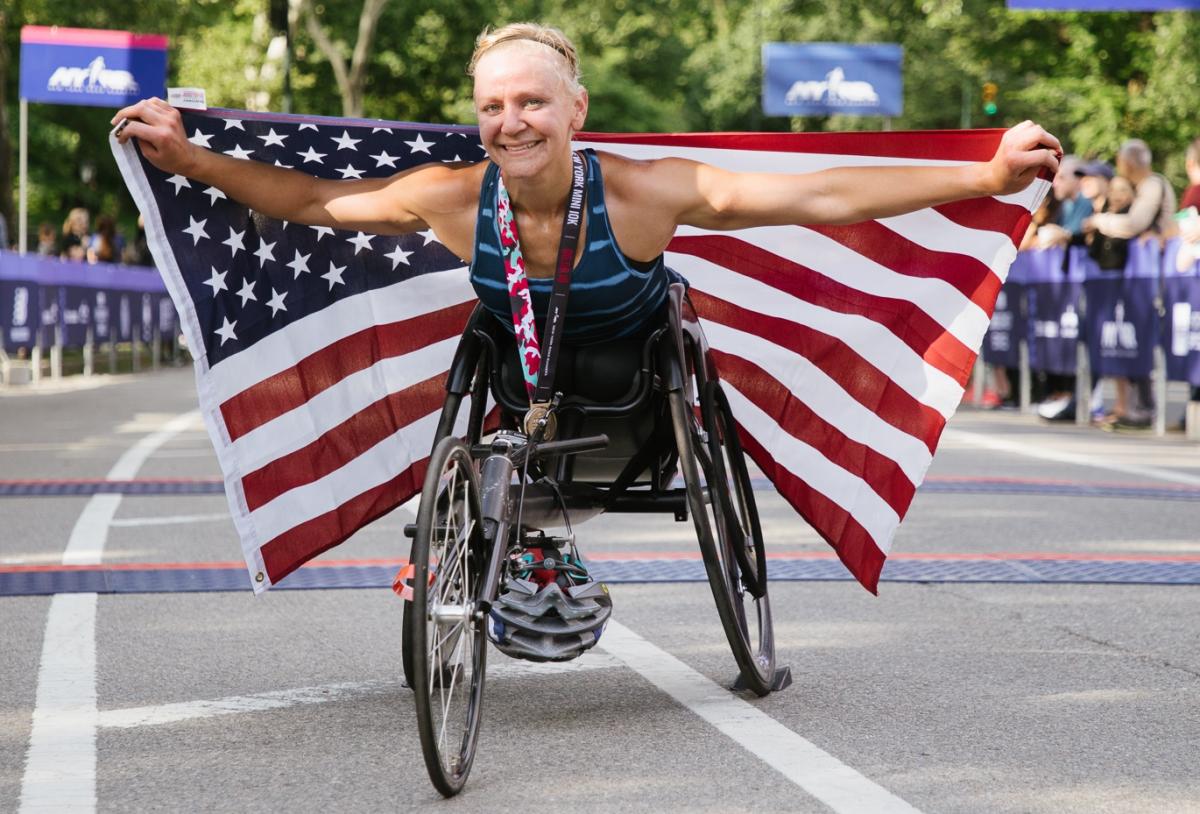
[113, 22, 1061, 796]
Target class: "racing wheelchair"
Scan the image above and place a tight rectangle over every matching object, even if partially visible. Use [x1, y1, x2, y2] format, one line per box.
[398, 282, 789, 796]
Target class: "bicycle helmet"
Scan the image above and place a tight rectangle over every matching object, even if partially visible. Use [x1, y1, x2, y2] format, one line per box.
[487, 548, 612, 663]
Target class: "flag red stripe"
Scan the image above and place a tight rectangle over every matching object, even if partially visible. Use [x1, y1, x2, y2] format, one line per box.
[712, 349, 917, 515]
[580, 129, 1004, 162]
[804, 221, 1000, 310]
[220, 301, 474, 441]
[934, 198, 1034, 248]
[672, 234, 977, 385]
[693, 290, 945, 452]
[241, 374, 447, 512]
[737, 430, 884, 593]
[260, 459, 427, 585]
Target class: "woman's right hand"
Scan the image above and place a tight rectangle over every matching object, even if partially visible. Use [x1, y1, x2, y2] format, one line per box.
[110, 98, 198, 177]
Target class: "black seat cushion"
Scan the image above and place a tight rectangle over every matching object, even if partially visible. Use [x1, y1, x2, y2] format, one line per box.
[497, 337, 645, 406]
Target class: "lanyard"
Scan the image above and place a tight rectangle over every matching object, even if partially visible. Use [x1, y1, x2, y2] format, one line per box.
[496, 150, 586, 406]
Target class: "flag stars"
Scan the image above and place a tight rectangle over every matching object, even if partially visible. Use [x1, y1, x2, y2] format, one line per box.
[371, 126, 393, 134]
[347, 232, 373, 254]
[405, 134, 434, 154]
[203, 266, 228, 295]
[214, 316, 238, 345]
[322, 262, 347, 290]
[236, 277, 258, 306]
[223, 119, 245, 131]
[204, 186, 227, 206]
[337, 163, 365, 179]
[259, 128, 288, 147]
[224, 144, 254, 160]
[183, 216, 210, 245]
[266, 288, 288, 316]
[223, 227, 246, 257]
[370, 150, 399, 168]
[253, 240, 277, 266]
[331, 130, 361, 151]
[418, 228, 439, 246]
[188, 129, 214, 148]
[298, 123, 318, 132]
[167, 174, 191, 194]
[287, 250, 312, 278]
[298, 146, 326, 164]
[384, 244, 413, 268]
[311, 225, 334, 241]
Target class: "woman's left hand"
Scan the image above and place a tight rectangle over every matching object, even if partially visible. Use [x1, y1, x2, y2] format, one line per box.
[984, 121, 1063, 196]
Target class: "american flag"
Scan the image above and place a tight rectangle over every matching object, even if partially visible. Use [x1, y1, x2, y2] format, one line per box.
[113, 110, 1046, 594]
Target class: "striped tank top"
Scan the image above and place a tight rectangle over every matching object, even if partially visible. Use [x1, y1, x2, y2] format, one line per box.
[469, 149, 683, 345]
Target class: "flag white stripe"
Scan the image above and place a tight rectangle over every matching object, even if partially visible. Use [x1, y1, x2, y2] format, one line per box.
[673, 255, 964, 418]
[228, 337, 460, 475]
[702, 321, 931, 488]
[674, 225, 990, 348]
[724, 382, 898, 552]
[204, 269, 474, 405]
[997, 178, 1051, 212]
[877, 208, 1018, 280]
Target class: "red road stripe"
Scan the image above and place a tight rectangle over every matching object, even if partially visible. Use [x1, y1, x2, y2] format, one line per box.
[671, 234, 976, 385]
[804, 220, 1000, 308]
[711, 348, 917, 516]
[738, 429, 885, 593]
[694, 290, 945, 453]
[579, 129, 1005, 161]
[220, 301, 473, 441]
[240, 375, 445, 511]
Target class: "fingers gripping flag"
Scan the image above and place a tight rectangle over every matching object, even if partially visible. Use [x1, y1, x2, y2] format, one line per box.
[113, 109, 1047, 593]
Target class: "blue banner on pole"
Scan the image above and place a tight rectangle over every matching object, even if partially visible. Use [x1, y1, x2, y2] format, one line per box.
[19, 26, 167, 108]
[1023, 247, 1081, 376]
[1079, 240, 1159, 378]
[1163, 239, 1200, 386]
[1009, 0, 1200, 9]
[982, 252, 1030, 368]
[762, 43, 903, 118]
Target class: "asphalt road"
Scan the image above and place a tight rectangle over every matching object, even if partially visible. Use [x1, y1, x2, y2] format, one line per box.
[2, 367, 1198, 813]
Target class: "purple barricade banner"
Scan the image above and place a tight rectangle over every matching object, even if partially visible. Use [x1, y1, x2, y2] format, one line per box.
[1023, 246, 1081, 376]
[0, 250, 168, 352]
[982, 250, 1031, 368]
[1079, 239, 1159, 378]
[1163, 239, 1200, 386]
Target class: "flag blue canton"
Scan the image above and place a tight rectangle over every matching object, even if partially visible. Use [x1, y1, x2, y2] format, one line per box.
[139, 111, 485, 365]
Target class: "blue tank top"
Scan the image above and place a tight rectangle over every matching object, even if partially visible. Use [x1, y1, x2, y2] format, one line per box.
[469, 149, 682, 344]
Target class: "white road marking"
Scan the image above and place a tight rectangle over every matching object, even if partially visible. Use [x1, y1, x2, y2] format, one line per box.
[109, 513, 232, 528]
[601, 622, 922, 814]
[97, 654, 623, 730]
[942, 428, 1200, 487]
[19, 411, 201, 814]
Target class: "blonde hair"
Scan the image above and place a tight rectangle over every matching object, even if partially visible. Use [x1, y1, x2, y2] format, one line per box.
[468, 23, 582, 92]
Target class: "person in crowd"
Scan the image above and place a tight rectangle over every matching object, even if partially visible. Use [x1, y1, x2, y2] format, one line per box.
[87, 214, 122, 264]
[1174, 138, 1200, 408]
[122, 214, 153, 266]
[1084, 139, 1177, 242]
[1087, 175, 1134, 271]
[1036, 155, 1092, 247]
[1019, 193, 1061, 251]
[60, 207, 91, 261]
[1075, 160, 1113, 224]
[1180, 137, 1200, 212]
[35, 222, 57, 256]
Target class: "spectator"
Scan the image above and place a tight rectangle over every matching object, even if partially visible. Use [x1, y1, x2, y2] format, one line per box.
[1019, 194, 1061, 251]
[1074, 160, 1114, 220]
[122, 214, 153, 266]
[1088, 175, 1134, 271]
[87, 215, 122, 264]
[60, 207, 90, 261]
[1084, 139, 1177, 241]
[35, 222, 57, 256]
[1180, 137, 1200, 212]
[1037, 155, 1093, 247]
[1175, 138, 1200, 409]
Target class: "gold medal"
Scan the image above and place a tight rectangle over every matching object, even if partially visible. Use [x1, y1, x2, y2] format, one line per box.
[523, 402, 557, 440]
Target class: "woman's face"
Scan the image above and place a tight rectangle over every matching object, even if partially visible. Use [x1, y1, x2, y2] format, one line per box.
[1109, 177, 1134, 211]
[472, 44, 587, 181]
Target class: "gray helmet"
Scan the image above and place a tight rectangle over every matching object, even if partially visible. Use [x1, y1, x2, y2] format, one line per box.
[487, 578, 612, 663]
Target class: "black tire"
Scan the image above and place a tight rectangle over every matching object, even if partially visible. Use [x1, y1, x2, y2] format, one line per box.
[668, 385, 775, 696]
[702, 380, 768, 599]
[411, 437, 488, 797]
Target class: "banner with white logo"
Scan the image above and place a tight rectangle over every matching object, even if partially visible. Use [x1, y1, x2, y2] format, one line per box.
[19, 25, 167, 108]
[762, 43, 902, 117]
[1080, 241, 1159, 379]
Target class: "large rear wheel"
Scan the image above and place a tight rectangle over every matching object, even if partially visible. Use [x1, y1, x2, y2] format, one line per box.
[669, 381, 775, 696]
[411, 437, 487, 797]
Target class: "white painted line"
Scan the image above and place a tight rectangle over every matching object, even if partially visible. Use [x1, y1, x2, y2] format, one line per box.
[20, 410, 201, 814]
[109, 513, 232, 528]
[601, 622, 922, 814]
[943, 428, 1200, 487]
[18, 593, 98, 812]
[97, 654, 623, 730]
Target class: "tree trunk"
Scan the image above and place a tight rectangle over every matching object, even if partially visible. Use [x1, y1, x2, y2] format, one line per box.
[298, 0, 388, 118]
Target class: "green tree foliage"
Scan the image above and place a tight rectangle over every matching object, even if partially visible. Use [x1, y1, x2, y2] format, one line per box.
[3, 1, 1200, 252]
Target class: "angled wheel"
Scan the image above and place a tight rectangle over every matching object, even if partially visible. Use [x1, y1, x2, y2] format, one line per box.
[668, 381, 775, 696]
[411, 437, 487, 797]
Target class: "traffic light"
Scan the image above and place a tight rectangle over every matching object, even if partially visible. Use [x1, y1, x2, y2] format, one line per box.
[982, 82, 999, 117]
